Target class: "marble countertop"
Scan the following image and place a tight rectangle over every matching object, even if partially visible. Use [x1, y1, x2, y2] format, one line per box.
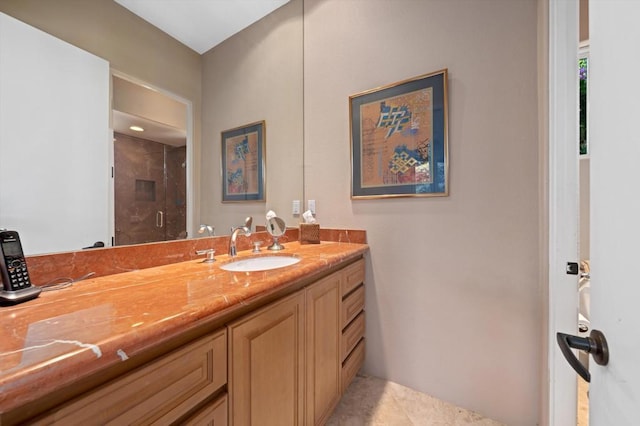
[0, 241, 368, 417]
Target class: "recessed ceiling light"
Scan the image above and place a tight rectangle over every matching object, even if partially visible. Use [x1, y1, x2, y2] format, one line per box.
[130, 125, 144, 132]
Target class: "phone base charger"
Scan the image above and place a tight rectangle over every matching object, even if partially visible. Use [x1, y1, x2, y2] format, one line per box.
[0, 286, 41, 304]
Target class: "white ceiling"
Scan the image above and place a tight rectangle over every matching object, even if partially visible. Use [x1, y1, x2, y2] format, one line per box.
[113, 0, 291, 54]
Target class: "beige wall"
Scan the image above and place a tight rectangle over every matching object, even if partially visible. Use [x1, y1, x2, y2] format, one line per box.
[0, 0, 203, 226]
[201, 0, 303, 233]
[113, 77, 187, 131]
[304, 0, 540, 424]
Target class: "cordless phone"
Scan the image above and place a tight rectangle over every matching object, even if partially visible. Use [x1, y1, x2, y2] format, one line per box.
[0, 230, 41, 304]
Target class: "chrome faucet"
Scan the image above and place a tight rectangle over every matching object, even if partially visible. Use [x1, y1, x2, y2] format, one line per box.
[229, 216, 253, 257]
[198, 224, 214, 237]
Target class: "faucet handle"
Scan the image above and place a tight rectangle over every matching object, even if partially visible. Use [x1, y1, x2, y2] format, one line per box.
[244, 216, 253, 231]
[196, 248, 216, 263]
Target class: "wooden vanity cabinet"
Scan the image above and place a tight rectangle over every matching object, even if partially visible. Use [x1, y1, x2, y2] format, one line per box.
[228, 258, 365, 426]
[24, 257, 365, 426]
[31, 329, 228, 425]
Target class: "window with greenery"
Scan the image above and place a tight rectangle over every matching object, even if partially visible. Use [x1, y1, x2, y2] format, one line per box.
[579, 57, 588, 155]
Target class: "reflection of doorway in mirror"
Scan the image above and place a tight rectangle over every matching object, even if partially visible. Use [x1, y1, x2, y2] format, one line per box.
[111, 74, 190, 245]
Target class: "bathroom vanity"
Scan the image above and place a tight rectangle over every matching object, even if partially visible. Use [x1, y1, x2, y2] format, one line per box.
[0, 240, 367, 425]
[228, 257, 365, 425]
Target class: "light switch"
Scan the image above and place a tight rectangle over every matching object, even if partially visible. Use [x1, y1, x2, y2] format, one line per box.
[292, 200, 301, 215]
[308, 199, 316, 214]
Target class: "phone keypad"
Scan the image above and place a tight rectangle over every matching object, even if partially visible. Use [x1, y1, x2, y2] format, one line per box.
[8, 263, 31, 291]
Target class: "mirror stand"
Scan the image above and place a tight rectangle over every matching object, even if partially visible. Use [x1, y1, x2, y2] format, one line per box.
[268, 237, 285, 251]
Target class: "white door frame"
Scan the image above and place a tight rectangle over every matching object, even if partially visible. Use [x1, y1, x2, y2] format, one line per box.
[547, 0, 580, 424]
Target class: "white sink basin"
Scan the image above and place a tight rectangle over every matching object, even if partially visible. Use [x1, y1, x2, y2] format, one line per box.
[220, 255, 300, 272]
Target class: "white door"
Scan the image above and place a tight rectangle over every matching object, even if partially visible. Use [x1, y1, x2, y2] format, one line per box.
[548, 0, 580, 423]
[587, 1, 640, 423]
[550, 1, 640, 424]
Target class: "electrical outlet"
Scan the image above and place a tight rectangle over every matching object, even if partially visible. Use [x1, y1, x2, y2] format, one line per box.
[308, 199, 316, 214]
[292, 200, 301, 215]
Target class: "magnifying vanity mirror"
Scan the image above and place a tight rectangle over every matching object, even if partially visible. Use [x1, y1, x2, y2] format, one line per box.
[0, 0, 303, 256]
[266, 217, 286, 251]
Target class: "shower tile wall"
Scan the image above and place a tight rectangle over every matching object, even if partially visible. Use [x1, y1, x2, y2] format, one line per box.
[114, 132, 186, 245]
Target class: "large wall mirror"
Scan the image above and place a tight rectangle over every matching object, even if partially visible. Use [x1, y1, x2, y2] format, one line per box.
[0, 0, 303, 255]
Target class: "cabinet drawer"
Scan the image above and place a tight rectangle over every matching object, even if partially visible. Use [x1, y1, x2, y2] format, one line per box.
[183, 393, 227, 426]
[341, 258, 365, 298]
[341, 284, 364, 328]
[341, 338, 365, 394]
[34, 329, 227, 426]
[341, 311, 365, 362]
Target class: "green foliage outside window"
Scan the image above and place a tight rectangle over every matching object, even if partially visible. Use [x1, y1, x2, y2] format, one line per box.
[579, 58, 588, 155]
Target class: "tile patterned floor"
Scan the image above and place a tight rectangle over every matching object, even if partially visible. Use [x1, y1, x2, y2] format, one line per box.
[327, 375, 505, 426]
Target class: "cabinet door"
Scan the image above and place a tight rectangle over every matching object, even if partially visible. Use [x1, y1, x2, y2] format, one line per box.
[228, 291, 305, 426]
[306, 272, 341, 425]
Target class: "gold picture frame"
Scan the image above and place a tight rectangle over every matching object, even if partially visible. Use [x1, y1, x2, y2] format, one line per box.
[221, 121, 266, 202]
[350, 69, 449, 199]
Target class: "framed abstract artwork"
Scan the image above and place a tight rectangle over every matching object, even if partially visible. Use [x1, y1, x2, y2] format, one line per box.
[350, 69, 449, 199]
[221, 121, 265, 202]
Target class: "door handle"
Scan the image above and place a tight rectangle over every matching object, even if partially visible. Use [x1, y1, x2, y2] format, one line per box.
[156, 211, 164, 228]
[556, 329, 609, 382]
